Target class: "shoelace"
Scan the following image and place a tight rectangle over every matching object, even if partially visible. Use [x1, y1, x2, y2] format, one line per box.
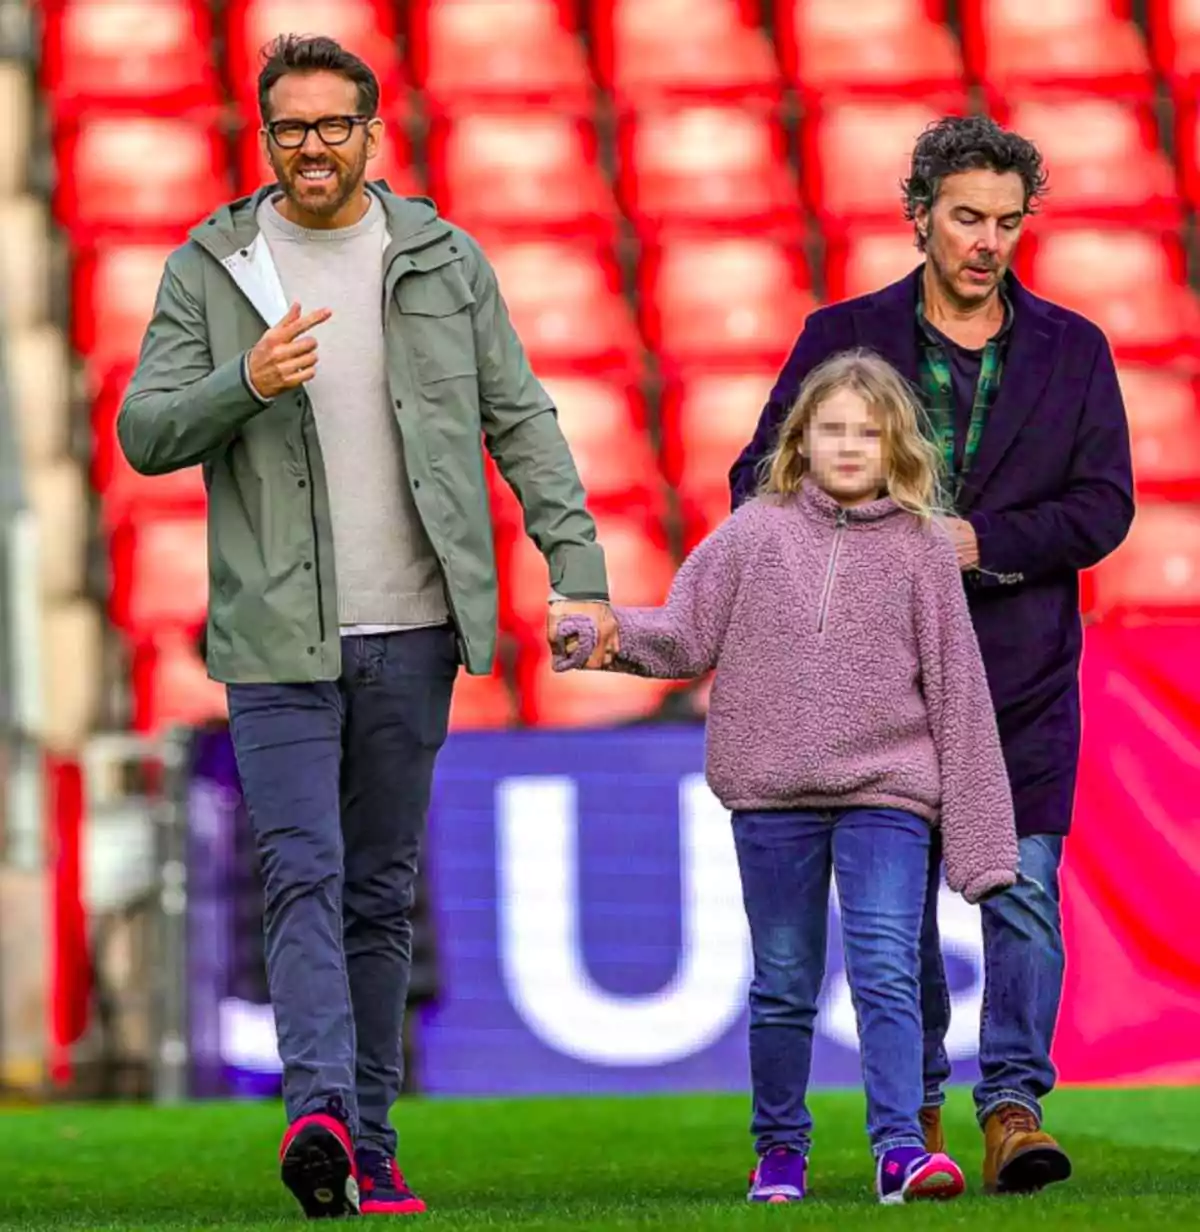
[997, 1105, 1039, 1136]
[359, 1151, 408, 1193]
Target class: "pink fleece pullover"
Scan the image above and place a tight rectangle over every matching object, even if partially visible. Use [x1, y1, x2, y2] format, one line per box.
[556, 479, 1018, 904]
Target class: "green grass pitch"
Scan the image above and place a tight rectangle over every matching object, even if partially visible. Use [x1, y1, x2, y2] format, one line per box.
[0, 1086, 1196, 1229]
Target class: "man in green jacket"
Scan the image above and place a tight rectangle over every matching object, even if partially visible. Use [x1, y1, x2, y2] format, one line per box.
[119, 34, 614, 1219]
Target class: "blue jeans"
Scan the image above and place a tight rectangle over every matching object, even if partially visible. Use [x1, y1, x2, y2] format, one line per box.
[226, 628, 457, 1154]
[732, 807, 931, 1158]
[920, 833, 1065, 1125]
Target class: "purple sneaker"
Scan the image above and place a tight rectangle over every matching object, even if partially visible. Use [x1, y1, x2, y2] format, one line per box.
[356, 1148, 426, 1216]
[876, 1145, 965, 1205]
[747, 1147, 807, 1203]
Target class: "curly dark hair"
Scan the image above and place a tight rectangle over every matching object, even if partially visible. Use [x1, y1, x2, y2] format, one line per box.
[902, 115, 1048, 251]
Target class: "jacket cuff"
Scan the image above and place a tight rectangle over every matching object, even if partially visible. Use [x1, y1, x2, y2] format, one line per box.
[960, 868, 1017, 905]
[967, 511, 1026, 588]
[549, 542, 610, 602]
[241, 353, 273, 406]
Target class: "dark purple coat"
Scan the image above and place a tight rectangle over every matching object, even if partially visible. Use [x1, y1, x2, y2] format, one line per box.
[728, 268, 1135, 837]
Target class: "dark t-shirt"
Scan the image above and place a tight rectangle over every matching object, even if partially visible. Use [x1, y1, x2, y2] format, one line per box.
[920, 319, 984, 474]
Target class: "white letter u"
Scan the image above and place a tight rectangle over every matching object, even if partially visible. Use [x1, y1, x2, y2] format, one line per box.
[497, 774, 751, 1066]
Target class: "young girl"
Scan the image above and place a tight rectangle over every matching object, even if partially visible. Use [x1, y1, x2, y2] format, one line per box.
[554, 349, 1018, 1206]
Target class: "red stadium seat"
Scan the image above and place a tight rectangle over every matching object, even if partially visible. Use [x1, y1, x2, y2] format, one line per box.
[994, 95, 1179, 224]
[130, 630, 226, 735]
[54, 115, 230, 239]
[593, 0, 782, 104]
[1090, 503, 1200, 617]
[1171, 101, 1200, 209]
[777, 0, 963, 99]
[1019, 228, 1200, 365]
[408, 0, 592, 107]
[427, 109, 616, 239]
[40, 0, 221, 114]
[236, 113, 422, 197]
[660, 370, 777, 546]
[538, 374, 665, 521]
[640, 237, 815, 370]
[617, 105, 802, 238]
[72, 241, 176, 385]
[802, 96, 967, 231]
[824, 228, 922, 302]
[1117, 366, 1200, 500]
[223, 0, 405, 115]
[91, 366, 206, 527]
[502, 511, 676, 639]
[1150, 0, 1200, 97]
[448, 668, 518, 731]
[486, 241, 642, 373]
[960, 0, 1153, 98]
[109, 516, 209, 636]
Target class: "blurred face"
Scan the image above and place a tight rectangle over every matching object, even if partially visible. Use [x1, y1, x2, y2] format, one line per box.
[261, 71, 381, 227]
[917, 168, 1026, 308]
[804, 388, 886, 507]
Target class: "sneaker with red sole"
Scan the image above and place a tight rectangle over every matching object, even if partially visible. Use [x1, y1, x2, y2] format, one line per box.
[356, 1148, 427, 1216]
[280, 1101, 360, 1219]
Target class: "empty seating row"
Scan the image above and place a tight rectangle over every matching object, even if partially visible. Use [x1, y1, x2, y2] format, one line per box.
[47, 0, 1200, 113]
[49, 94, 1193, 253]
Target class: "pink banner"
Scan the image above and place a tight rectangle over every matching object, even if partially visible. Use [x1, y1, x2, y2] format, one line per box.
[1058, 622, 1200, 1085]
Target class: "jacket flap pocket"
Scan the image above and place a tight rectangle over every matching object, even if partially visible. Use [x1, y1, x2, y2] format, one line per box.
[397, 268, 475, 318]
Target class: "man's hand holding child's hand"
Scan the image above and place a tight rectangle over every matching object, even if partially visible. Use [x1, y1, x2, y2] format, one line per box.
[547, 601, 619, 670]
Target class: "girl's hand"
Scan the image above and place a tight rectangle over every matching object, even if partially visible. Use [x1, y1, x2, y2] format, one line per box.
[552, 615, 600, 672]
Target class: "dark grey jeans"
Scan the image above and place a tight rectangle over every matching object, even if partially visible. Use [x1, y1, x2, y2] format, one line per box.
[226, 627, 457, 1154]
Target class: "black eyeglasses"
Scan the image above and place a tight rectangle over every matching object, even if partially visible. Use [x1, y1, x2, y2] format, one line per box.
[266, 115, 371, 149]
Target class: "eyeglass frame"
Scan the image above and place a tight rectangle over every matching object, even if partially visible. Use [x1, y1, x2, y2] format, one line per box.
[264, 115, 375, 150]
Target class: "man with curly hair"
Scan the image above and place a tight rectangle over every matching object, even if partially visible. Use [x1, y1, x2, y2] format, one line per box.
[729, 115, 1134, 1195]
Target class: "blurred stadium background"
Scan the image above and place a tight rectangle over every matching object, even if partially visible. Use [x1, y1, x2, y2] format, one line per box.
[0, 0, 1199, 1139]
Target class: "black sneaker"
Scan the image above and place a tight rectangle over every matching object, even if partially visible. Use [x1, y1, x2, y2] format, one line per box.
[279, 1098, 360, 1219]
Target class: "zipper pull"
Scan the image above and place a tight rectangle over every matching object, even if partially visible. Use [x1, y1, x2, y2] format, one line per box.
[836, 510, 848, 528]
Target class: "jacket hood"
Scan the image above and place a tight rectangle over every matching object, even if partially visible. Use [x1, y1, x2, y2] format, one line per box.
[187, 180, 452, 261]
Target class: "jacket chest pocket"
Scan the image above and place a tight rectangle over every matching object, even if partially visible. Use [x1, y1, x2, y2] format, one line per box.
[395, 263, 478, 385]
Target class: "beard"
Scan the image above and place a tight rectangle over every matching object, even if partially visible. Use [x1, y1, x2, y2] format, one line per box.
[271, 146, 368, 220]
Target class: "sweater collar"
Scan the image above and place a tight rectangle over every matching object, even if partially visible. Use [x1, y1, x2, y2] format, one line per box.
[799, 477, 900, 526]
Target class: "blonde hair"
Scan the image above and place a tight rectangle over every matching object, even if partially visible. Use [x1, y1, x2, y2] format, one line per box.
[758, 348, 945, 521]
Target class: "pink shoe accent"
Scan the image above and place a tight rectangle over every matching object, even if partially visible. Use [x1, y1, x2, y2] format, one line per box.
[904, 1152, 965, 1201]
[279, 1112, 354, 1164]
[361, 1195, 427, 1215]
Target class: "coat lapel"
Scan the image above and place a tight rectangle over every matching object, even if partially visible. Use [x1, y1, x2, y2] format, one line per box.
[956, 278, 1064, 513]
[851, 269, 921, 384]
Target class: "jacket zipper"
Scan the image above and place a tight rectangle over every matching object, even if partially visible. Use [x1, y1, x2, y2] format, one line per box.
[816, 511, 848, 634]
[298, 395, 327, 645]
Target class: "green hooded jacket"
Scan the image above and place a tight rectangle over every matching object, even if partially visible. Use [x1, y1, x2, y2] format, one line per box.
[117, 184, 609, 682]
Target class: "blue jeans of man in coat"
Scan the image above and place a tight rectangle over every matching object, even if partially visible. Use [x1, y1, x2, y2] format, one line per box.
[919, 832, 1066, 1125]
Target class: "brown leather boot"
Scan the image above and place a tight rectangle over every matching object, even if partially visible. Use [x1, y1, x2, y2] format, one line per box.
[982, 1104, 1072, 1194]
[919, 1106, 945, 1155]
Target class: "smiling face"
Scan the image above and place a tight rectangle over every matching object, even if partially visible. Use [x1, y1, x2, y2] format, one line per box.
[803, 387, 887, 508]
[260, 70, 381, 229]
[916, 167, 1026, 309]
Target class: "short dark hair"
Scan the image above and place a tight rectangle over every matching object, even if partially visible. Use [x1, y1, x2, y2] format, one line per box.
[902, 115, 1048, 251]
[257, 34, 380, 122]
